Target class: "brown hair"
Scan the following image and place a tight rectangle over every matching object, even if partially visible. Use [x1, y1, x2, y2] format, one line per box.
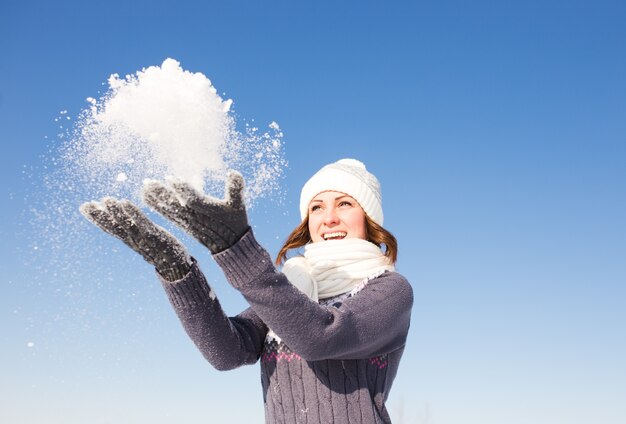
[275, 215, 398, 266]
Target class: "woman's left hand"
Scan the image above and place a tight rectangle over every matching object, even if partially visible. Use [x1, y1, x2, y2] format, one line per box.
[79, 197, 192, 280]
[142, 171, 249, 254]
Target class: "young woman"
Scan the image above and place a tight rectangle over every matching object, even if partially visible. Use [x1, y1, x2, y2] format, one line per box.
[81, 158, 413, 424]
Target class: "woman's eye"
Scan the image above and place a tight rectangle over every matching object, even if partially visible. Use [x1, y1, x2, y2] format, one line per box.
[310, 205, 321, 212]
[338, 201, 352, 207]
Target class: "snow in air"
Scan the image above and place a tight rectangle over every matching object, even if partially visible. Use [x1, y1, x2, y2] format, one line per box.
[24, 59, 287, 338]
[63, 58, 286, 203]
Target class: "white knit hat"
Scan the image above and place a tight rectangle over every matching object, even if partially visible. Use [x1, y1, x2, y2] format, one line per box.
[300, 158, 383, 225]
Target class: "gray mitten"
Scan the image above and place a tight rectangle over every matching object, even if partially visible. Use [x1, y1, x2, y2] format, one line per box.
[79, 197, 192, 281]
[142, 171, 249, 254]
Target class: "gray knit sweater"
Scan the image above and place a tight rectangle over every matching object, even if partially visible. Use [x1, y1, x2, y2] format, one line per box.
[159, 229, 413, 424]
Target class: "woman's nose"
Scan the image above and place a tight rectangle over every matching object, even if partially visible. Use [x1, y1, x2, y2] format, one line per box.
[323, 208, 339, 225]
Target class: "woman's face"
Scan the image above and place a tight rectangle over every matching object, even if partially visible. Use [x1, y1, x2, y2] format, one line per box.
[307, 191, 367, 243]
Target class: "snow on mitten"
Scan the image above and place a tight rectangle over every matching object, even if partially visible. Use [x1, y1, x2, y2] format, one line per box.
[80, 198, 192, 281]
[142, 171, 249, 254]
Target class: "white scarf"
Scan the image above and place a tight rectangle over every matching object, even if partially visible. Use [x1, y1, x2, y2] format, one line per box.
[283, 238, 395, 301]
[267, 238, 394, 342]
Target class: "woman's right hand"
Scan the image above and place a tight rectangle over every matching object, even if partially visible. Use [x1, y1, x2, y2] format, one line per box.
[142, 171, 249, 254]
[79, 197, 192, 281]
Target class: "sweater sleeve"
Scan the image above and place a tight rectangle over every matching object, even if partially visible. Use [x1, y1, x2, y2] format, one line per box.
[158, 258, 268, 371]
[213, 230, 414, 361]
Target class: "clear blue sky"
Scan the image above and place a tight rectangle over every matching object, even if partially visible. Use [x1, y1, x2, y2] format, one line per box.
[1, 1, 625, 423]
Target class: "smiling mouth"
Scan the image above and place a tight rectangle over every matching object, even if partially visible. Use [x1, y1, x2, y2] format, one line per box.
[323, 232, 347, 240]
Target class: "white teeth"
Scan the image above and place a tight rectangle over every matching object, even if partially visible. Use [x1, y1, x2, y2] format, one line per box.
[323, 232, 347, 240]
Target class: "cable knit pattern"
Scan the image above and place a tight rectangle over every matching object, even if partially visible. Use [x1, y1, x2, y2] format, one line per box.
[160, 229, 413, 423]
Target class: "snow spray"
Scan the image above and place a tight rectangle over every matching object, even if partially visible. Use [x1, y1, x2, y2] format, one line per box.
[21, 59, 287, 351]
[64, 57, 286, 202]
